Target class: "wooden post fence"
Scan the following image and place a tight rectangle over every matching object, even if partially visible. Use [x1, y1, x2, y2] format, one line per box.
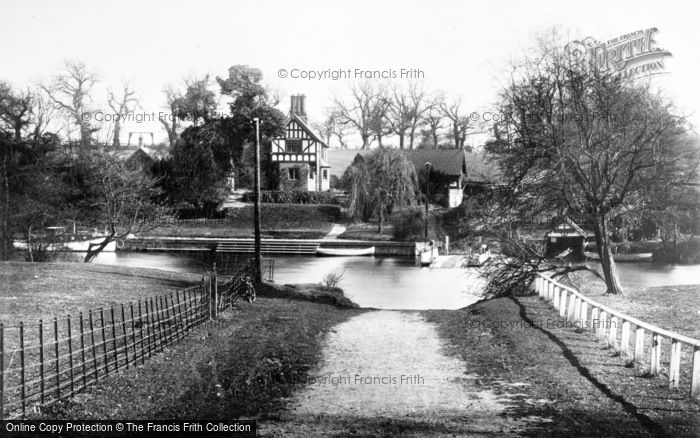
[535, 273, 700, 398]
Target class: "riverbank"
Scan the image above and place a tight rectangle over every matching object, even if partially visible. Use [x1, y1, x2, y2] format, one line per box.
[424, 295, 700, 437]
[34, 295, 364, 420]
[565, 269, 700, 340]
[145, 204, 339, 240]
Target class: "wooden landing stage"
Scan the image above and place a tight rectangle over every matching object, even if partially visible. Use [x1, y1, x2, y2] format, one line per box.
[122, 237, 417, 257]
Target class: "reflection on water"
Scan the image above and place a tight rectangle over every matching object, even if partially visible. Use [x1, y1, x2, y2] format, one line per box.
[270, 256, 486, 310]
[82, 251, 700, 309]
[91, 251, 209, 273]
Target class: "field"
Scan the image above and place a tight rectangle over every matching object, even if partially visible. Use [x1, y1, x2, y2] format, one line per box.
[0, 262, 201, 325]
[565, 269, 700, 341]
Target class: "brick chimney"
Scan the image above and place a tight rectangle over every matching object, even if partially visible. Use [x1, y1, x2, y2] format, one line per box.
[290, 94, 307, 121]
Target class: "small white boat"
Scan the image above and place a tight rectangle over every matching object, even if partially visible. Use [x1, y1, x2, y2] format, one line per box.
[316, 246, 375, 256]
[584, 251, 652, 262]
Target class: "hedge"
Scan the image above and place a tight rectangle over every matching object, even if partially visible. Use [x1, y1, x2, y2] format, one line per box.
[242, 190, 339, 205]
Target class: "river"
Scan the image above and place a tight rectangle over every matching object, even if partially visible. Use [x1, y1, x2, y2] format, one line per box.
[87, 252, 700, 310]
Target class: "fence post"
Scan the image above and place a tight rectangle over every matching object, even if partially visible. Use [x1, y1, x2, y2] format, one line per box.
[20, 321, 25, 418]
[620, 321, 631, 359]
[650, 333, 661, 376]
[567, 295, 576, 322]
[559, 290, 568, 318]
[79, 312, 86, 390]
[53, 317, 60, 399]
[553, 286, 560, 309]
[691, 346, 700, 397]
[598, 311, 607, 340]
[590, 307, 599, 334]
[212, 269, 218, 316]
[67, 315, 75, 397]
[39, 319, 45, 404]
[208, 272, 217, 320]
[579, 301, 588, 330]
[669, 340, 681, 389]
[634, 327, 645, 364]
[0, 322, 4, 420]
[608, 316, 618, 350]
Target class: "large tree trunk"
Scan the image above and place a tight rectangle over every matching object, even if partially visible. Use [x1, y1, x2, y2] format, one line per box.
[361, 134, 370, 149]
[593, 214, 625, 295]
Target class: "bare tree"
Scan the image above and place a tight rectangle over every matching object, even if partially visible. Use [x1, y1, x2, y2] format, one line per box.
[30, 88, 58, 138]
[107, 82, 138, 147]
[387, 83, 430, 149]
[495, 38, 693, 295]
[421, 96, 445, 149]
[368, 89, 392, 148]
[440, 98, 473, 149]
[333, 82, 388, 149]
[160, 85, 182, 148]
[41, 61, 99, 147]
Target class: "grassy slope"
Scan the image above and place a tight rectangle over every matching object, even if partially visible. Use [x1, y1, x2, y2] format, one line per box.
[424, 296, 700, 437]
[147, 204, 339, 239]
[0, 262, 361, 420]
[0, 262, 200, 324]
[566, 270, 700, 340]
[35, 296, 363, 420]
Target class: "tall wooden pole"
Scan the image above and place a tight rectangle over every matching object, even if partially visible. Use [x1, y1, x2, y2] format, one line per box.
[253, 118, 262, 282]
[424, 162, 431, 239]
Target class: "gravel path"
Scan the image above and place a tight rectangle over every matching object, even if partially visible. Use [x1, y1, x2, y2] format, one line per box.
[260, 311, 545, 437]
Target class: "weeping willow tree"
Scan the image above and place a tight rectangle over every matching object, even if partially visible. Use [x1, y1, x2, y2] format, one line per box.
[342, 149, 419, 232]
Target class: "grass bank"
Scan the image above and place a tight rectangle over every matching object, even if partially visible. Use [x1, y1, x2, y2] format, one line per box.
[424, 295, 700, 437]
[565, 270, 700, 340]
[0, 261, 362, 420]
[0, 262, 200, 324]
[34, 294, 363, 420]
[147, 204, 339, 239]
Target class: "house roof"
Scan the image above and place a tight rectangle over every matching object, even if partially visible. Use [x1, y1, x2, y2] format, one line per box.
[401, 149, 466, 176]
[546, 217, 591, 238]
[284, 114, 328, 147]
[326, 148, 502, 184]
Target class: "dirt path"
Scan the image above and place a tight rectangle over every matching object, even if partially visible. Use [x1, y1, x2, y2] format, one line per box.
[260, 311, 548, 437]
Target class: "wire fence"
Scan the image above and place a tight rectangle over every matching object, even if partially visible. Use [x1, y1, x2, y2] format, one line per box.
[0, 260, 257, 419]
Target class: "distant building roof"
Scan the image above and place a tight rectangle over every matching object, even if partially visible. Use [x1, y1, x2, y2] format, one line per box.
[326, 148, 502, 184]
[546, 217, 591, 238]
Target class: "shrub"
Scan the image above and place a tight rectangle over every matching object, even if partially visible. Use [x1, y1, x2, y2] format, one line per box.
[323, 269, 346, 287]
[392, 208, 426, 241]
[242, 190, 338, 205]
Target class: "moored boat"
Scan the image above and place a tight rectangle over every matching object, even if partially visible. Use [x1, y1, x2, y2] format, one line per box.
[584, 251, 652, 262]
[316, 246, 375, 256]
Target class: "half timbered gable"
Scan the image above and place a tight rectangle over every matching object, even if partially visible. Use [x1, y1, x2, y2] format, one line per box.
[271, 95, 330, 192]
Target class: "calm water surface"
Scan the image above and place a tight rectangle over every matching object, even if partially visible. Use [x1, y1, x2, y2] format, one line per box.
[90, 252, 700, 309]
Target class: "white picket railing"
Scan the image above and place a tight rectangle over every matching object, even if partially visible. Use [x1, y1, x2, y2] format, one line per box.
[534, 274, 700, 398]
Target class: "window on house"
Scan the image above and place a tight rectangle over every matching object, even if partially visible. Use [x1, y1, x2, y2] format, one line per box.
[322, 169, 328, 180]
[309, 170, 315, 179]
[286, 140, 303, 154]
[288, 168, 299, 180]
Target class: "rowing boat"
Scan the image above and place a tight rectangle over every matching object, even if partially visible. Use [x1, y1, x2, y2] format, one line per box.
[316, 246, 375, 256]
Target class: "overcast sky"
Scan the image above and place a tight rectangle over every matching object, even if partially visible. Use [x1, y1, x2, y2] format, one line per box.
[2, 0, 698, 147]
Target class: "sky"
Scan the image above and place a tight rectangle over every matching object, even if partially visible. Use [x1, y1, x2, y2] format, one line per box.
[1, 0, 699, 147]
